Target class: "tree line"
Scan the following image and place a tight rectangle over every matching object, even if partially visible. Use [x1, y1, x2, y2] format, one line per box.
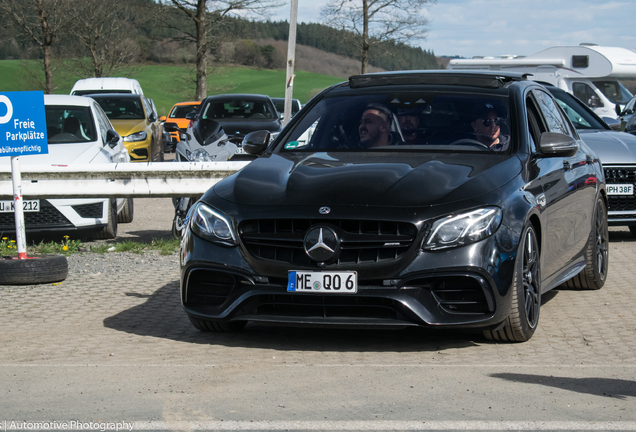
[0, 0, 437, 97]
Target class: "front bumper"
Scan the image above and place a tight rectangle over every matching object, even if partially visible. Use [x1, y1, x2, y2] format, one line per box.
[123, 137, 151, 162]
[180, 228, 518, 329]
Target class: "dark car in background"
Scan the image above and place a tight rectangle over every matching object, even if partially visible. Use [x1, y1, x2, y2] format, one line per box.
[179, 71, 609, 342]
[619, 95, 636, 135]
[271, 97, 302, 119]
[545, 85, 636, 236]
[193, 94, 282, 160]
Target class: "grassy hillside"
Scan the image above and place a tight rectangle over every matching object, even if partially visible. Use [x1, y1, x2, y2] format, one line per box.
[0, 60, 344, 116]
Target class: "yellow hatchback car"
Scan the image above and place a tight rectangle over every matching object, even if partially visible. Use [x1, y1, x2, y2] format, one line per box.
[89, 93, 163, 162]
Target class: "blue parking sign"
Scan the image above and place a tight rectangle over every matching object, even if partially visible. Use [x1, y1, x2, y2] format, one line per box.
[0, 91, 48, 157]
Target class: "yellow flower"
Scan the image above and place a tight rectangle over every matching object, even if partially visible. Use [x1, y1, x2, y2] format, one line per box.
[62, 245, 68, 251]
[10, 240, 15, 243]
[2, 237, 7, 240]
[64, 235, 70, 239]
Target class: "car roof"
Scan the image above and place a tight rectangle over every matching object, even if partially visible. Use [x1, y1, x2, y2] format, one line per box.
[348, 70, 529, 89]
[44, 94, 93, 107]
[85, 93, 144, 100]
[172, 101, 201, 106]
[204, 93, 274, 101]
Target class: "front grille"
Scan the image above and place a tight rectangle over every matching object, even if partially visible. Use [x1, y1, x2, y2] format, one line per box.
[247, 294, 402, 320]
[403, 275, 492, 314]
[604, 166, 636, 213]
[0, 200, 73, 230]
[240, 219, 418, 266]
[72, 202, 103, 219]
[185, 269, 242, 306]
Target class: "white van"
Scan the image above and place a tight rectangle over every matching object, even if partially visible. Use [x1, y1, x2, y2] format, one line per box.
[70, 77, 144, 96]
[447, 44, 636, 119]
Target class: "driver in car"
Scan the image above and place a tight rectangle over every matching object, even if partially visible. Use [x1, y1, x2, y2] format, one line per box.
[359, 103, 392, 148]
[470, 103, 510, 151]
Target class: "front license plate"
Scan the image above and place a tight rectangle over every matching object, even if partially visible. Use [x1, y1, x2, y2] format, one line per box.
[235, 146, 246, 154]
[287, 271, 358, 293]
[0, 200, 40, 213]
[607, 184, 633, 195]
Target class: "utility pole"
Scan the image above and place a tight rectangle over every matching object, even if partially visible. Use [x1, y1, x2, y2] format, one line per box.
[283, 0, 298, 126]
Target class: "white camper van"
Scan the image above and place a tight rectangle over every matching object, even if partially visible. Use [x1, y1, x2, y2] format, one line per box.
[70, 77, 144, 96]
[447, 44, 636, 119]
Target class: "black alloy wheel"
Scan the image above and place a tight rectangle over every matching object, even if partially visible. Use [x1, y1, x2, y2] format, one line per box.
[484, 225, 541, 342]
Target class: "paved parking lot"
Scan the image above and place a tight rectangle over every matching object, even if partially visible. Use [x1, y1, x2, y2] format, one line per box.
[1, 202, 635, 430]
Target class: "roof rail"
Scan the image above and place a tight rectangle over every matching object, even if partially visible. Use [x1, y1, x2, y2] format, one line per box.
[349, 71, 527, 89]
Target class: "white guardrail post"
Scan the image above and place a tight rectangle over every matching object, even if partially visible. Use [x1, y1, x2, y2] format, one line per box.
[0, 161, 250, 199]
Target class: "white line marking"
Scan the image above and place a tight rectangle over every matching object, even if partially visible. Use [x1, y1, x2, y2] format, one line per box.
[1, 364, 636, 368]
[129, 420, 636, 431]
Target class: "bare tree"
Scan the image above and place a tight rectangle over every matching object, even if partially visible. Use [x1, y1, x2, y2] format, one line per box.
[0, 0, 73, 93]
[322, 0, 434, 74]
[68, 0, 142, 78]
[166, 0, 283, 100]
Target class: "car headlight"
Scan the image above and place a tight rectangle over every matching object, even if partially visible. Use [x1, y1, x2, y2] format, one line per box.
[123, 131, 147, 142]
[422, 207, 502, 251]
[190, 202, 237, 246]
[186, 148, 217, 162]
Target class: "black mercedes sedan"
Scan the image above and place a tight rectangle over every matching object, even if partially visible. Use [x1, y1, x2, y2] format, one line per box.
[179, 71, 609, 342]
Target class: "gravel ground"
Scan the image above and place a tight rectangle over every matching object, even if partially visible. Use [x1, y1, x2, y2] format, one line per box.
[66, 250, 179, 275]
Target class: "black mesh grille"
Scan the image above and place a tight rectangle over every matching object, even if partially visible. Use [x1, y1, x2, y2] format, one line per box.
[240, 219, 418, 266]
[403, 276, 491, 314]
[72, 202, 103, 219]
[0, 200, 72, 230]
[603, 166, 636, 213]
[185, 269, 240, 306]
[249, 294, 402, 320]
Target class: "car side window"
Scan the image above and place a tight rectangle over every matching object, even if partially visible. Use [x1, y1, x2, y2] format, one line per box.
[94, 104, 110, 145]
[526, 96, 545, 154]
[573, 82, 604, 108]
[533, 90, 571, 136]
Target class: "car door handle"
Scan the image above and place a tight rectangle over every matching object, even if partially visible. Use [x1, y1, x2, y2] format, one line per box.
[563, 160, 571, 171]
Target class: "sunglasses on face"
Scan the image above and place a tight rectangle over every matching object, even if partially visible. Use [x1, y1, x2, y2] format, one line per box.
[479, 117, 504, 127]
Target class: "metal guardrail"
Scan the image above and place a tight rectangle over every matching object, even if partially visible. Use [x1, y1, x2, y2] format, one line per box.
[0, 161, 250, 199]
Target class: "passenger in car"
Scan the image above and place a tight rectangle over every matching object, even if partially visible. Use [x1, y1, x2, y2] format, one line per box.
[397, 108, 422, 143]
[359, 103, 392, 148]
[471, 103, 510, 151]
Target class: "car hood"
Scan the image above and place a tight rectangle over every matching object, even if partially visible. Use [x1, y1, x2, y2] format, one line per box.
[110, 119, 147, 137]
[578, 130, 636, 165]
[215, 119, 282, 137]
[213, 152, 521, 207]
[0, 142, 106, 165]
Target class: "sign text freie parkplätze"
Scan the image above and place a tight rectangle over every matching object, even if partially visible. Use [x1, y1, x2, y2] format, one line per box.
[0, 91, 48, 157]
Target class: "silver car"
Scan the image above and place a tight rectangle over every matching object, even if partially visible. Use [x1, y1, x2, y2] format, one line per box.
[547, 85, 636, 235]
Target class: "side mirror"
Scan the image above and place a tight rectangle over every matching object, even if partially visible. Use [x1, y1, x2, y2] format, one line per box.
[242, 130, 270, 155]
[615, 104, 622, 116]
[539, 132, 578, 157]
[159, 115, 166, 122]
[148, 113, 157, 123]
[163, 122, 181, 133]
[185, 111, 198, 120]
[601, 117, 621, 131]
[106, 129, 120, 149]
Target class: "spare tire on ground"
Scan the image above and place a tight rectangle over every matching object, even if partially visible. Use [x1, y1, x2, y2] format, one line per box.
[0, 254, 68, 285]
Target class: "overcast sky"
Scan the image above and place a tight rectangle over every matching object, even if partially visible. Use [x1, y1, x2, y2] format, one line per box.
[270, 0, 636, 58]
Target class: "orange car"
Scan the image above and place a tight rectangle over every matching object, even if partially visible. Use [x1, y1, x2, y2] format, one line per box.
[160, 101, 201, 143]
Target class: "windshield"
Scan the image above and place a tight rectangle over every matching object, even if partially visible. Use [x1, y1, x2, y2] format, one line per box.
[46, 106, 97, 144]
[550, 90, 606, 130]
[170, 104, 200, 119]
[200, 98, 276, 120]
[593, 80, 633, 105]
[93, 97, 146, 120]
[280, 92, 512, 153]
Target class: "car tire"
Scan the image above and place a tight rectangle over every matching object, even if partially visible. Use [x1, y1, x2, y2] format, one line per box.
[188, 315, 247, 333]
[484, 225, 541, 343]
[117, 198, 134, 224]
[0, 254, 68, 285]
[628, 226, 636, 237]
[563, 198, 608, 290]
[92, 198, 118, 240]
